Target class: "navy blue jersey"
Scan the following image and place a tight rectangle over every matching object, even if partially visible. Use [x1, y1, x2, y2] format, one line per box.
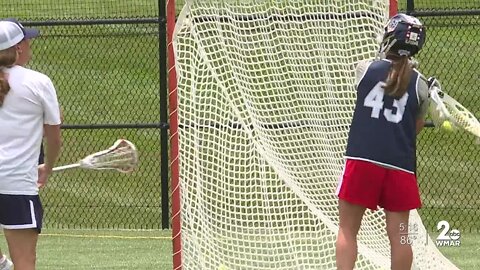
[345, 59, 420, 173]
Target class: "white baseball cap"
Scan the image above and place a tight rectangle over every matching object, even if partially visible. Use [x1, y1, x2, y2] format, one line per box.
[4, 18, 40, 39]
[0, 21, 25, 50]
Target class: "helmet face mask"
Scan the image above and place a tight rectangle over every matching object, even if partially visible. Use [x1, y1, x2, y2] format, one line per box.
[379, 14, 426, 57]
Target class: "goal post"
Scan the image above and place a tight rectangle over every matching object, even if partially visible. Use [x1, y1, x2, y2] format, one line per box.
[167, 0, 182, 268]
[167, 0, 458, 269]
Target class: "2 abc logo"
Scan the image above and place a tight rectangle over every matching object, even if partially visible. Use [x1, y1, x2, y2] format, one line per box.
[436, 220, 461, 247]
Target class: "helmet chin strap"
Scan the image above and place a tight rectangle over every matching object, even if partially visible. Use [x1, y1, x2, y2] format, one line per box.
[377, 38, 397, 60]
[398, 50, 411, 56]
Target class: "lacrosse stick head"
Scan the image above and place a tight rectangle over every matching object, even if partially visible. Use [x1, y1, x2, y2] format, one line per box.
[80, 139, 138, 173]
[429, 86, 480, 138]
[428, 85, 450, 126]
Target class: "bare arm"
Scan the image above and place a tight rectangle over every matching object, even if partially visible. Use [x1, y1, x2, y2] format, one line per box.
[416, 118, 425, 135]
[38, 124, 61, 188]
[43, 124, 62, 171]
[416, 72, 430, 134]
[37, 76, 62, 187]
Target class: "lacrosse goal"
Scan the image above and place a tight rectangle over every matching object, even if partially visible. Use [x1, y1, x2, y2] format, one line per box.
[167, 0, 458, 269]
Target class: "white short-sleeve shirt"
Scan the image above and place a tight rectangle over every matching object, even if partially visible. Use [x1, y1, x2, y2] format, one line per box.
[0, 65, 61, 195]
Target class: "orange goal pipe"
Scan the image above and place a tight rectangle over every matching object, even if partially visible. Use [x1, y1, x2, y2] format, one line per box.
[166, 0, 182, 269]
[390, 0, 398, 17]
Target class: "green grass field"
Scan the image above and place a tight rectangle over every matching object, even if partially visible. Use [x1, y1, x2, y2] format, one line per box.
[436, 232, 480, 269]
[1, 230, 173, 269]
[0, 0, 479, 269]
[0, 230, 479, 269]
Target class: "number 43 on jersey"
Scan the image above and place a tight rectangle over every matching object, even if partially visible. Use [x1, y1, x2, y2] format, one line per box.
[363, 82, 409, 123]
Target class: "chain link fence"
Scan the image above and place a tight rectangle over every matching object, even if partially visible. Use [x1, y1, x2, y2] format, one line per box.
[400, 0, 480, 232]
[3, 0, 479, 232]
[9, 1, 158, 20]
[1, 1, 167, 229]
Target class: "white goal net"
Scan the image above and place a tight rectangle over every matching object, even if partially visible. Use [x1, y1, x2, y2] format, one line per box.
[171, 0, 458, 269]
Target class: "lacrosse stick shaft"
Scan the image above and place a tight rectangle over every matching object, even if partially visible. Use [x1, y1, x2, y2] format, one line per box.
[52, 163, 81, 172]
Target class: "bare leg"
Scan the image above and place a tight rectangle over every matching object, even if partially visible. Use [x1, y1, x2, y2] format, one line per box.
[4, 229, 38, 270]
[385, 210, 413, 270]
[336, 199, 367, 270]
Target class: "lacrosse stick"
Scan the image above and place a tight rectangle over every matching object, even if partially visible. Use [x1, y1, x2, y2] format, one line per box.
[373, 53, 480, 138]
[53, 139, 138, 173]
[425, 76, 480, 138]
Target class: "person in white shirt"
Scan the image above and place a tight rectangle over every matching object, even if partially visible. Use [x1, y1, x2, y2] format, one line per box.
[0, 18, 45, 270]
[0, 20, 62, 270]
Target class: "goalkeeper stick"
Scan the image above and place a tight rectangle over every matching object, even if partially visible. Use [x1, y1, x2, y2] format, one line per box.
[53, 139, 138, 173]
[425, 76, 480, 138]
[376, 56, 480, 138]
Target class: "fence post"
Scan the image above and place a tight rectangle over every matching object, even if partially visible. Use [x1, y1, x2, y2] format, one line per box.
[406, 0, 415, 14]
[158, 0, 170, 229]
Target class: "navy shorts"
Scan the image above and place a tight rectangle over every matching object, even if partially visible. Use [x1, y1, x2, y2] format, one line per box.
[0, 194, 43, 233]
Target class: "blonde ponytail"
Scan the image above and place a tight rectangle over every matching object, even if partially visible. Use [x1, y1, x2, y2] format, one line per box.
[0, 46, 18, 106]
[383, 55, 413, 99]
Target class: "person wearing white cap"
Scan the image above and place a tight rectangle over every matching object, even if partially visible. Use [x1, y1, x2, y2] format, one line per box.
[0, 18, 42, 270]
[0, 20, 62, 270]
[4, 18, 40, 67]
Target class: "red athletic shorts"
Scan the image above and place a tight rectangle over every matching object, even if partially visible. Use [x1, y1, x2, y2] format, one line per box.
[336, 159, 421, 211]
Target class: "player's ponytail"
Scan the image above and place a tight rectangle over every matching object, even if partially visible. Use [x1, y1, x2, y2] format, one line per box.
[383, 54, 413, 99]
[379, 14, 425, 99]
[0, 70, 11, 106]
[0, 46, 17, 106]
